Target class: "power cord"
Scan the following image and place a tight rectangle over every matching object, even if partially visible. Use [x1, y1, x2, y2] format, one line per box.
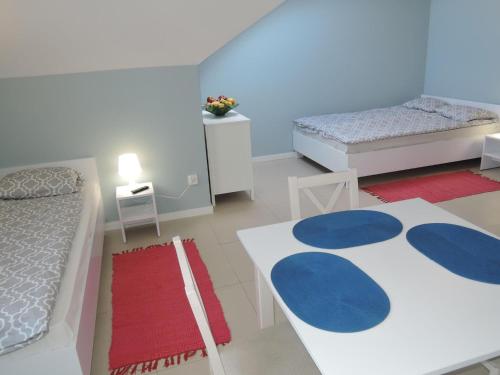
[156, 184, 190, 200]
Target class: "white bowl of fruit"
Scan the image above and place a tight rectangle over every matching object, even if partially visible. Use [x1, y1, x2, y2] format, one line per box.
[204, 96, 238, 117]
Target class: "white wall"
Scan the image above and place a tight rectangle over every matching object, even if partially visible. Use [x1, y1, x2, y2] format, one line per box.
[424, 0, 500, 104]
[0, 0, 284, 78]
[0, 65, 211, 222]
[201, 0, 431, 156]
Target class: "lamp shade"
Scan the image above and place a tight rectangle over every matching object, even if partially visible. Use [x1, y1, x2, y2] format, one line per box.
[118, 153, 142, 184]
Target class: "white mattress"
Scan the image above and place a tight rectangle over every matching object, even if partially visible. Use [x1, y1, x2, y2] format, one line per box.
[0, 181, 99, 359]
[294, 121, 500, 154]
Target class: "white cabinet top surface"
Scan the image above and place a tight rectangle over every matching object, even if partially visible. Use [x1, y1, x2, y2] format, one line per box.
[202, 110, 250, 126]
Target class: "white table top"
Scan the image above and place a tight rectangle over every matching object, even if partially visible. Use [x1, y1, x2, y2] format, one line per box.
[116, 182, 154, 200]
[237, 199, 500, 375]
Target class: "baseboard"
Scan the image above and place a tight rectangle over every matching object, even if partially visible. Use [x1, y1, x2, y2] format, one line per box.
[105, 205, 214, 232]
[252, 151, 299, 163]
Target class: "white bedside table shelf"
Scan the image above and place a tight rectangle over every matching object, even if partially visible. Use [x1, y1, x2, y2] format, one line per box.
[203, 110, 255, 205]
[116, 182, 160, 243]
[481, 134, 500, 170]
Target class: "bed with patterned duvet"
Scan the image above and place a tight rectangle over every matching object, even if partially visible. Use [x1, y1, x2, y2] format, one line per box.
[294, 97, 500, 145]
[0, 167, 83, 355]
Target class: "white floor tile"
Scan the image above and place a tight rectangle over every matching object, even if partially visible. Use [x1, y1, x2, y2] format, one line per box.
[201, 245, 240, 289]
[90, 312, 112, 375]
[208, 197, 279, 244]
[221, 241, 254, 283]
[215, 284, 259, 341]
[156, 359, 210, 375]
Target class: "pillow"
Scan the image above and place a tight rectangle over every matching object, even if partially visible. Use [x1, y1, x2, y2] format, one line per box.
[0, 167, 82, 199]
[435, 104, 498, 122]
[403, 97, 449, 113]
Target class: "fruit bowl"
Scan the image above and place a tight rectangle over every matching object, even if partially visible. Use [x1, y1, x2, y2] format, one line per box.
[204, 103, 239, 116]
[203, 96, 238, 117]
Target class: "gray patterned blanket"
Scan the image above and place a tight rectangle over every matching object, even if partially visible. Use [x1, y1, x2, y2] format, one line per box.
[0, 192, 82, 355]
[295, 106, 495, 144]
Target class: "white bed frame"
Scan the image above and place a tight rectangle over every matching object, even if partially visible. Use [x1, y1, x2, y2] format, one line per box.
[0, 158, 104, 375]
[293, 96, 500, 177]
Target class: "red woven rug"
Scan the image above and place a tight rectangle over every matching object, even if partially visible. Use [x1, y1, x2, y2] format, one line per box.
[109, 240, 231, 374]
[363, 170, 500, 203]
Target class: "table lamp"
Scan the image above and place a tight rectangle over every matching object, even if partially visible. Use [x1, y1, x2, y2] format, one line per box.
[118, 153, 142, 186]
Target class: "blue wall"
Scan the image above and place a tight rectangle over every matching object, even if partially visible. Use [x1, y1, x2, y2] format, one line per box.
[425, 0, 500, 104]
[0, 66, 211, 222]
[200, 0, 431, 157]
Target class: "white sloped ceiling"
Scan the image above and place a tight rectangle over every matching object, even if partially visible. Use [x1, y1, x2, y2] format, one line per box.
[0, 0, 284, 78]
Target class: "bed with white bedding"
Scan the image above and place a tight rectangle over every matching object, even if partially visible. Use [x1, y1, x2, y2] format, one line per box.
[293, 96, 500, 176]
[0, 158, 104, 375]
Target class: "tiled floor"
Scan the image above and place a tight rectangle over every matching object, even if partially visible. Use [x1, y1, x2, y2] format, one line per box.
[91, 157, 500, 375]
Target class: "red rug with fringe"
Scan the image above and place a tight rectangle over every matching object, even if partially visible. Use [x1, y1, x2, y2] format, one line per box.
[109, 240, 231, 375]
[363, 170, 500, 203]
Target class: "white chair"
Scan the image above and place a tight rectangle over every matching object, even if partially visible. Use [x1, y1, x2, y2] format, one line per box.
[173, 236, 226, 375]
[173, 236, 321, 375]
[288, 169, 359, 220]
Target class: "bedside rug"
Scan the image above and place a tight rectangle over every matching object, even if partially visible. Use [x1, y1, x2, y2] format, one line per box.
[363, 170, 500, 203]
[109, 240, 231, 374]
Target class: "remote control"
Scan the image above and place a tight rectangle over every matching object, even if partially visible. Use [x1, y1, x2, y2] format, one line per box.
[131, 185, 149, 194]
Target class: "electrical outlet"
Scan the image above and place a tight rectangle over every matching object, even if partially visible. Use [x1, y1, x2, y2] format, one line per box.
[187, 174, 198, 186]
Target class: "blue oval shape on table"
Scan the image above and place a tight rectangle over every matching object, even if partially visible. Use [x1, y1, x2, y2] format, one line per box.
[407, 223, 500, 284]
[292, 210, 403, 249]
[271, 252, 391, 332]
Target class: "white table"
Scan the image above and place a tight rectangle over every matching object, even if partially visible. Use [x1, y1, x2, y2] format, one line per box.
[237, 199, 500, 375]
[116, 182, 160, 242]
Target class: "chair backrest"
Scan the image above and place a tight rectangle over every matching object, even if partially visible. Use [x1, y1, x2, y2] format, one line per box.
[172, 236, 226, 375]
[288, 169, 359, 220]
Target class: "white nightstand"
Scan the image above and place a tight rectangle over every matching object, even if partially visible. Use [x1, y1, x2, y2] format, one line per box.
[481, 134, 500, 170]
[115, 182, 160, 243]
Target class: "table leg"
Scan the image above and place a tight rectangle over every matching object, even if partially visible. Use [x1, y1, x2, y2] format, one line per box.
[255, 266, 274, 329]
[155, 219, 161, 237]
[120, 225, 127, 243]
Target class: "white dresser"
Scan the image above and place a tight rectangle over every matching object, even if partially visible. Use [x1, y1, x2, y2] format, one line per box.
[203, 110, 254, 205]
